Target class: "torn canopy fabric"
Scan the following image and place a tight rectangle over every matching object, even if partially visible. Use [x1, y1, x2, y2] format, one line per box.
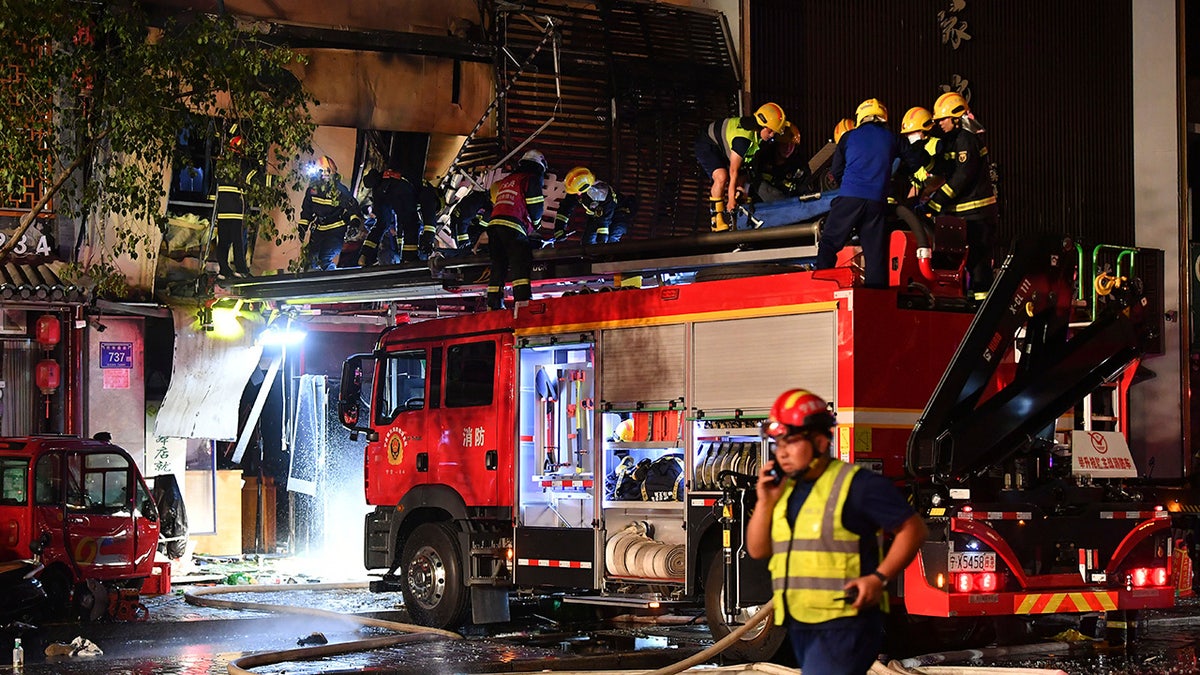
[155, 307, 263, 440]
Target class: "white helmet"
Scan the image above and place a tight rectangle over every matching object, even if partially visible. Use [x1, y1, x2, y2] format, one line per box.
[520, 149, 548, 172]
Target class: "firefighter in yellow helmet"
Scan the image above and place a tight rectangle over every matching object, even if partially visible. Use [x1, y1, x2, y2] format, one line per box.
[695, 102, 787, 231]
[815, 99, 901, 288]
[926, 91, 998, 296]
[554, 166, 637, 245]
[746, 389, 927, 675]
[750, 122, 813, 202]
[833, 117, 856, 144]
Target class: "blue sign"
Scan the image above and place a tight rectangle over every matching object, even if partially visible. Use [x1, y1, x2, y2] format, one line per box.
[100, 342, 133, 369]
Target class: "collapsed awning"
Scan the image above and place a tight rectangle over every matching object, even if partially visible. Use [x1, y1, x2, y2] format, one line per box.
[154, 307, 263, 440]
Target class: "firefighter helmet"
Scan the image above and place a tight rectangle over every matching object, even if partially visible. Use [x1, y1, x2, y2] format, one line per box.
[314, 155, 337, 181]
[933, 91, 969, 120]
[754, 102, 787, 134]
[833, 118, 856, 144]
[614, 418, 635, 442]
[228, 134, 245, 154]
[564, 166, 595, 195]
[764, 388, 835, 439]
[520, 149, 548, 173]
[900, 107, 934, 135]
[855, 98, 888, 125]
[779, 121, 801, 145]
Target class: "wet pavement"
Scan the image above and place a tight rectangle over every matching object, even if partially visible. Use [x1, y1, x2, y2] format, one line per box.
[5, 564, 712, 675]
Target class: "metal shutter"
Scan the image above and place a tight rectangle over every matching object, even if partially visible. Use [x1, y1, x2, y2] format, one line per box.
[692, 312, 836, 413]
[600, 324, 685, 406]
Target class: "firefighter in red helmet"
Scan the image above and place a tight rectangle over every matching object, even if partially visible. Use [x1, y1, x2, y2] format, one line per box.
[746, 388, 927, 675]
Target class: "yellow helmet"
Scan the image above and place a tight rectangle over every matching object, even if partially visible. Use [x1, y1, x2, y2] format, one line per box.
[615, 418, 635, 442]
[754, 102, 787, 134]
[855, 98, 888, 126]
[563, 166, 595, 195]
[933, 92, 969, 120]
[833, 118, 856, 144]
[900, 107, 934, 135]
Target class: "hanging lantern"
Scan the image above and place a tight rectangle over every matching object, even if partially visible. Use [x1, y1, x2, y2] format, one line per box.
[35, 359, 61, 396]
[35, 315, 61, 349]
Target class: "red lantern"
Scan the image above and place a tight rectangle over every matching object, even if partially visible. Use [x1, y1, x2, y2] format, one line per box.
[35, 359, 60, 396]
[35, 315, 61, 349]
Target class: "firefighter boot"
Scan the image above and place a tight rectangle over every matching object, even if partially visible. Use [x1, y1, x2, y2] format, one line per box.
[709, 198, 732, 232]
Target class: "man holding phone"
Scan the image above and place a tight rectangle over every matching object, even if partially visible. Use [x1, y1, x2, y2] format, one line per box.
[745, 388, 927, 675]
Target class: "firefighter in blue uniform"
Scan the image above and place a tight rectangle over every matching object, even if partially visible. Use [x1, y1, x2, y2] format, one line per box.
[925, 91, 999, 296]
[747, 389, 927, 675]
[360, 163, 420, 266]
[554, 167, 635, 245]
[815, 98, 901, 288]
[695, 102, 788, 231]
[484, 150, 547, 309]
[298, 156, 362, 271]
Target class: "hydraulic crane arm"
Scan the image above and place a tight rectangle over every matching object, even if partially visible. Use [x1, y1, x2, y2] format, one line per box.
[906, 236, 1153, 485]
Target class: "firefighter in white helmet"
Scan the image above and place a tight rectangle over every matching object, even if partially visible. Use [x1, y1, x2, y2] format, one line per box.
[746, 388, 926, 675]
[695, 102, 787, 231]
[484, 149, 548, 309]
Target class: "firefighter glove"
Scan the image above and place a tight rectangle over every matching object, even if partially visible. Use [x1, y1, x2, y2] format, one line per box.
[418, 231, 435, 255]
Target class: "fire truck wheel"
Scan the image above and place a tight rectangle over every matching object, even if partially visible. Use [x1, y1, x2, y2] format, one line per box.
[401, 522, 469, 629]
[703, 554, 785, 662]
[38, 567, 77, 621]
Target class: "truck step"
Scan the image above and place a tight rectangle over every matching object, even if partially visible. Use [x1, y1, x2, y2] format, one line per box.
[560, 594, 692, 609]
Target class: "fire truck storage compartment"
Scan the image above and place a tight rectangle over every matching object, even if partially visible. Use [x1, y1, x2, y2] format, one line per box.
[603, 506, 687, 583]
[516, 337, 596, 530]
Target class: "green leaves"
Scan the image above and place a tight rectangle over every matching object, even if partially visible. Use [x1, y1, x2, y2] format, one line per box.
[0, 3, 316, 269]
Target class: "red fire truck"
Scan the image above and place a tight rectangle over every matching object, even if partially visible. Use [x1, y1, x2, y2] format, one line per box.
[338, 233, 1174, 659]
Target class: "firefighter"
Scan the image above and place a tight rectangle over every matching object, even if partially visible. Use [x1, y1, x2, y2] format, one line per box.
[925, 92, 999, 296]
[815, 99, 901, 288]
[833, 117, 856, 144]
[361, 162, 421, 265]
[555, 167, 636, 245]
[416, 179, 443, 259]
[746, 389, 927, 675]
[298, 155, 363, 271]
[484, 149, 547, 310]
[695, 102, 787, 231]
[211, 130, 257, 279]
[890, 107, 939, 246]
[445, 189, 493, 255]
[749, 122, 813, 203]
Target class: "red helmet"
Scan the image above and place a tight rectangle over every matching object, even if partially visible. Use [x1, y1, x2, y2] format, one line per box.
[765, 389, 835, 438]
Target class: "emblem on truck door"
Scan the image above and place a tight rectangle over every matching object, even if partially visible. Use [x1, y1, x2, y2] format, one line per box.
[385, 428, 406, 465]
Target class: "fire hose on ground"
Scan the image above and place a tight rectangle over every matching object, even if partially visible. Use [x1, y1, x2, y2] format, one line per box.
[186, 583, 1072, 675]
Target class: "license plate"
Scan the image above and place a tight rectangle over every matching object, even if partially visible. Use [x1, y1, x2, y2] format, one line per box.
[948, 552, 996, 572]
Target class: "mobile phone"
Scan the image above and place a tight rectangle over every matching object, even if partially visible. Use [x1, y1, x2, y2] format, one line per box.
[767, 453, 784, 484]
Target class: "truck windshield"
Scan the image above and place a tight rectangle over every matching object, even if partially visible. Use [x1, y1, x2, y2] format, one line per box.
[0, 457, 28, 505]
[376, 350, 427, 425]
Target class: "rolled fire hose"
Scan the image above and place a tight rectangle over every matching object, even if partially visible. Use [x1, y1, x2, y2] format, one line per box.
[185, 581, 462, 675]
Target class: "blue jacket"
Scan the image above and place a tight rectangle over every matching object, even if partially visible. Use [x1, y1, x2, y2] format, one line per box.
[832, 122, 899, 202]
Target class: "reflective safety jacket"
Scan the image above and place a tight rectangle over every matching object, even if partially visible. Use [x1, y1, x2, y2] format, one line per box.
[299, 178, 362, 234]
[488, 168, 545, 236]
[926, 127, 997, 218]
[553, 181, 630, 239]
[706, 116, 762, 164]
[769, 459, 862, 625]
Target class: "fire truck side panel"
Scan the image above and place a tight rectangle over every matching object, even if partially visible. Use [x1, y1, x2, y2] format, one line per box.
[837, 290, 975, 476]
